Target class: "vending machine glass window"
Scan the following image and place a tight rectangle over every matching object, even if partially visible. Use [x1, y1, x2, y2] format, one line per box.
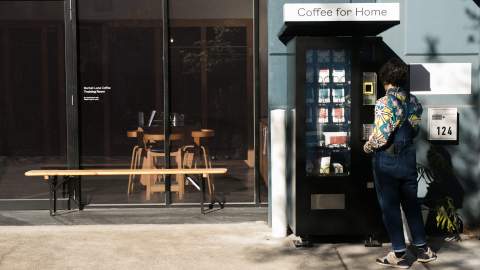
[305, 49, 351, 177]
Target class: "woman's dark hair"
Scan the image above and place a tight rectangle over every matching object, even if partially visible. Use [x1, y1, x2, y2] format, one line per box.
[379, 57, 408, 87]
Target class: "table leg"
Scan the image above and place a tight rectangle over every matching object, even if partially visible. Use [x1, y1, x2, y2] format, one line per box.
[142, 151, 153, 200]
[176, 149, 184, 200]
[146, 173, 152, 201]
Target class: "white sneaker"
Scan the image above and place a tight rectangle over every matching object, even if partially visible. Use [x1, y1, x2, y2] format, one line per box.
[376, 251, 410, 269]
[416, 246, 437, 263]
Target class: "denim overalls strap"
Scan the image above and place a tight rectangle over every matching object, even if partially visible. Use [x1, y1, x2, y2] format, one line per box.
[385, 91, 414, 152]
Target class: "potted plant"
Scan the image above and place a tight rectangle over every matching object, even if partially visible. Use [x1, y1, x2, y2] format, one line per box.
[434, 196, 463, 240]
[416, 162, 463, 240]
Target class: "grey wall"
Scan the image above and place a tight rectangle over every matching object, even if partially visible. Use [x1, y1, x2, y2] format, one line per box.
[381, 0, 480, 227]
[268, 0, 480, 227]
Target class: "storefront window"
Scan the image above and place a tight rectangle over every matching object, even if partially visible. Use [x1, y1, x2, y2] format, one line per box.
[78, 0, 165, 204]
[169, 0, 255, 203]
[0, 1, 66, 200]
[0, 0, 261, 206]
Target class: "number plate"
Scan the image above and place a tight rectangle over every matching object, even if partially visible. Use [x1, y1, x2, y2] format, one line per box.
[428, 108, 458, 141]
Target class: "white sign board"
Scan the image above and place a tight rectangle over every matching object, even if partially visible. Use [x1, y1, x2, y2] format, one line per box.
[428, 108, 458, 141]
[410, 63, 472, 95]
[283, 3, 400, 22]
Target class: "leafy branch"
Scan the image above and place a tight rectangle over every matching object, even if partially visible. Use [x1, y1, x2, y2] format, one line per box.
[436, 197, 462, 234]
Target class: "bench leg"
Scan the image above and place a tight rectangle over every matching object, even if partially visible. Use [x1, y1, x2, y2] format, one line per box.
[201, 174, 205, 214]
[62, 180, 67, 198]
[48, 176, 53, 216]
[54, 177, 58, 214]
[49, 176, 57, 216]
[66, 176, 71, 210]
[76, 176, 83, 211]
[67, 176, 75, 211]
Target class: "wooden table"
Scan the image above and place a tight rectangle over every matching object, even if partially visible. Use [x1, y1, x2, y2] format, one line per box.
[141, 132, 185, 200]
[127, 129, 186, 200]
[25, 168, 227, 215]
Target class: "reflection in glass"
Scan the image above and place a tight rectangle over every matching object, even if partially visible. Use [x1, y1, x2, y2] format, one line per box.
[0, 1, 66, 199]
[77, 0, 257, 204]
[170, 0, 255, 203]
[78, 0, 165, 204]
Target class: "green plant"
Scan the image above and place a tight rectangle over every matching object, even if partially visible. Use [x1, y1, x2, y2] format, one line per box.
[416, 163, 463, 236]
[435, 197, 462, 234]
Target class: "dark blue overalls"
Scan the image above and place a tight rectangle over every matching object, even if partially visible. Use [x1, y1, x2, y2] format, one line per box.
[372, 93, 426, 252]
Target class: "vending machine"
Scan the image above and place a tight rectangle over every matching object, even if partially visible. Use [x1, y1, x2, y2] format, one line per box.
[280, 31, 399, 241]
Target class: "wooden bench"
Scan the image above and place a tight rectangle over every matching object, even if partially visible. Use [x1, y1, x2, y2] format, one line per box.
[25, 168, 227, 216]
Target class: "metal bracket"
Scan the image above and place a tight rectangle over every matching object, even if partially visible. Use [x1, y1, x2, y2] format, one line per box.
[293, 237, 313, 248]
[364, 234, 382, 247]
[48, 175, 82, 216]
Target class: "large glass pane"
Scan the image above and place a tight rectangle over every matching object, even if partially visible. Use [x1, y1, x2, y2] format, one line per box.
[78, 0, 165, 204]
[169, 0, 255, 203]
[0, 1, 66, 199]
[305, 49, 351, 177]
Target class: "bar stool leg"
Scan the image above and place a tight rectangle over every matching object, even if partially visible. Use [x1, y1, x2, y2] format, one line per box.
[208, 156, 215, 195]
[134, 147, 142, 176]
[128, 146, 138, 195]
[201, 146, 214, 200]
[132, 147, 143, 193]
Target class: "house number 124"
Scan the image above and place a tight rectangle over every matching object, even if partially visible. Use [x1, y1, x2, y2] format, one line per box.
[436, 126, 452, 136]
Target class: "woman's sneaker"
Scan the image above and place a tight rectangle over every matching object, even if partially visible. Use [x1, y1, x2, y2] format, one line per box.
[376, 251, 410, 269]
[416, 246, 437, 263]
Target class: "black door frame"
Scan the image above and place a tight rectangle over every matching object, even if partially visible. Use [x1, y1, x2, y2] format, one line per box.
[162, 0, 173, 205]
[65, 0, 79, 170]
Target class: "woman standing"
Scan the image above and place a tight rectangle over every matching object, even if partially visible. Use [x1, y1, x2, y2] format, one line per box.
[363, 58, 437, 268]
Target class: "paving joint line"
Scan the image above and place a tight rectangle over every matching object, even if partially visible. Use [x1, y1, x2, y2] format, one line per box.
[334, 246, 349, 270]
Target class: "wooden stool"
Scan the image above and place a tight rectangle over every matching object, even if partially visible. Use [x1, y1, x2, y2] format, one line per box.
[127, 128, 144, 195]
[183, 129, 215, 199]
[141, 133, 185, 200]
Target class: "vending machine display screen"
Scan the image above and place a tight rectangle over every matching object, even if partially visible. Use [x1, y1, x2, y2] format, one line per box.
[305, 49, 351, 177]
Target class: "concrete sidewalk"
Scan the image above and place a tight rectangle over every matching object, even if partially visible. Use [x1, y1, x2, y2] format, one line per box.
[0, 209, 479, 270]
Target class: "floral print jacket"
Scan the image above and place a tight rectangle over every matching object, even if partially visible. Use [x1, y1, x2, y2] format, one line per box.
[363, 87, 423, 153]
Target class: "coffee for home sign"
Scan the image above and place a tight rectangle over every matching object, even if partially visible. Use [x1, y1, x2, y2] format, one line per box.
[283, 3, 400, 22]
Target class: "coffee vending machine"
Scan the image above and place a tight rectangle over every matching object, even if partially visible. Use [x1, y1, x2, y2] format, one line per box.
[279, 4, 400, 242]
